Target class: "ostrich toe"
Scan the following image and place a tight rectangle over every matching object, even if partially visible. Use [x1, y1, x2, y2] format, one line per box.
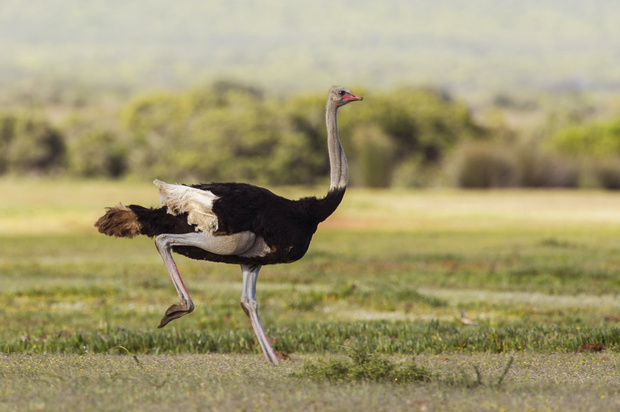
[158, 302, 194, 328]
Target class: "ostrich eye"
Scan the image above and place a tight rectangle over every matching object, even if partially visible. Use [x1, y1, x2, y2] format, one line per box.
[339, 90, 346, 96]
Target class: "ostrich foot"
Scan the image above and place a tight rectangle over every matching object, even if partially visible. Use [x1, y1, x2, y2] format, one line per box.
[158, 301, 194, 328]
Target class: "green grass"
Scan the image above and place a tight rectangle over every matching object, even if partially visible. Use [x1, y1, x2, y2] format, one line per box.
[5, 322, 620, 357]
[2, 352, 620, 411]
[3, 179, 620, 409]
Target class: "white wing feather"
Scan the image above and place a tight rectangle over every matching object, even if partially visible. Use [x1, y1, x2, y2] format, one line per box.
[154, 179, 219, 233]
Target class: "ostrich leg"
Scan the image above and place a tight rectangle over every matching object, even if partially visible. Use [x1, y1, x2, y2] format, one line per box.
[155, 234, 195, 327]
[154, 232, 262, 328]
[240, 264, 280, 364]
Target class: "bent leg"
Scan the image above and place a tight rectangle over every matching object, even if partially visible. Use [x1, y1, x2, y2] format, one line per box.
[155, 234, 196, 328]
[154, 231, 268, 328]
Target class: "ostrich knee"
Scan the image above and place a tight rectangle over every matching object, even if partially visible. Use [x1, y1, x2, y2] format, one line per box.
[240, 297, 258, 318]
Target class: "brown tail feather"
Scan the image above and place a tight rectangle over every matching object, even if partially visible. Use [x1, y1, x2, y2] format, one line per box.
[95, 203, 142, 238]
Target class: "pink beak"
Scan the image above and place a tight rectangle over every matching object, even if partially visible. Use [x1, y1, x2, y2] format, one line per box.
[343, 93, 363, 101]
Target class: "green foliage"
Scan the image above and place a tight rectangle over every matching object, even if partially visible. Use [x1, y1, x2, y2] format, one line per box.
[344, 88, 484, 187]
[294, 345, 432, 383]
[121, 83, 327, 184]
[68, 127, 128, 178]
[546, 118, 620, 190]
[121, 91, 193, 179]
[549, 118, 620, 157]
[7, 82, 618, 190]
[115, 83, 482, 186]
[60, 112, 130, 178]
[0, 111, 65, 174]
[122, 92, 192, 135]
[545, 119, 620, 189]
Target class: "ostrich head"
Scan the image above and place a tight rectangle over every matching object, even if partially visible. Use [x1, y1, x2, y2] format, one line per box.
[329, 86, 363, 107]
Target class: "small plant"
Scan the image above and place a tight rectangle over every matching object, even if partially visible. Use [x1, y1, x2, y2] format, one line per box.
[293, 344, 432, 383]
[445, 356, 514, 388]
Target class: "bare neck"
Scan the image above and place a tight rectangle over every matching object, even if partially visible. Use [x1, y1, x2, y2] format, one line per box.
[309, 98, 348, 224]
[325, 99, 348, 191]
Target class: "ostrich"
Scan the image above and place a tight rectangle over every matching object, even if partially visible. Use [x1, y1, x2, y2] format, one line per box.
[95, 86, 362, 364]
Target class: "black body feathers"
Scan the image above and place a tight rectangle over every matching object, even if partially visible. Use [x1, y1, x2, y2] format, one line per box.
[96, 182, 346, 266]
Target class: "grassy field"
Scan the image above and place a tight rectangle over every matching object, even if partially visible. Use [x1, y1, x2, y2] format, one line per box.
[2, 178, 620, 410]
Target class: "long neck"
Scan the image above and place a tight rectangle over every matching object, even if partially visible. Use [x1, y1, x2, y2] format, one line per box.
[326, 99, 348, 191]
[311, 99, 348, 223]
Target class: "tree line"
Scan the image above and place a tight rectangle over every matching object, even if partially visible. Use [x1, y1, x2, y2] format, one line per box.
[3, 81, 620, 188]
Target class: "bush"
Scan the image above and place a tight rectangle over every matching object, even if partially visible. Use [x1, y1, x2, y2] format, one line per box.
[0, 83, 487, 185]
[343, 88, 484, 172]
[125, 85, 487, 187]
[124, 84, 326, 184]
[68, 127, 128, 178]
[515, 144, 578, 188]
[549, 118, 620, 156]
[451, 140, 579, 189]
[0, 112, 65, 175]
[121, 91, 192, 179]
[451, 141, 520, 188]
[352, 126, 396, 187]
[0, 113, 15, 173]
[590, 158, 620, 190]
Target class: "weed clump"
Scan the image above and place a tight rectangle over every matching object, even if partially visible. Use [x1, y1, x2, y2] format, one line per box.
[445, 356, 514, 388]
[293, 345, 432, 383]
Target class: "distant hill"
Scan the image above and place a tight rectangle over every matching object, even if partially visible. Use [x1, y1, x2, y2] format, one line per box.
[1, 0, 619, 98]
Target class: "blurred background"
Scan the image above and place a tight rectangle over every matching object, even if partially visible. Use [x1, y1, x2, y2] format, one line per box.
[2, 0, 620, 189]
